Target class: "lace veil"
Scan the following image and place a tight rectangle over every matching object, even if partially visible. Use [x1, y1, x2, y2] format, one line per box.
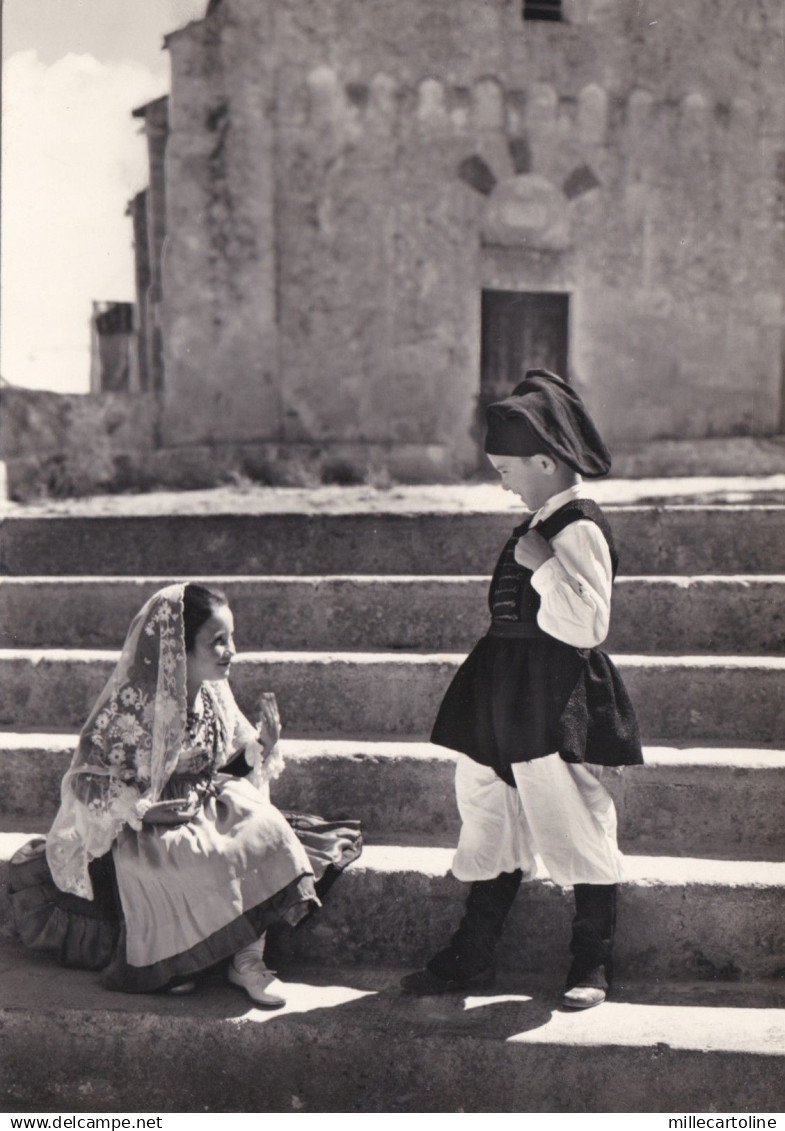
[46, 584, 277, 899]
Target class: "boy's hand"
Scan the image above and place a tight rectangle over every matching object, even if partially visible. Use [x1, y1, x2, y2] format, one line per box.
[514, 529, 554, 572]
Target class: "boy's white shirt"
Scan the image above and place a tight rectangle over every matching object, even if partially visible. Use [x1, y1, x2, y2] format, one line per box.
[525, 483, 613, 648]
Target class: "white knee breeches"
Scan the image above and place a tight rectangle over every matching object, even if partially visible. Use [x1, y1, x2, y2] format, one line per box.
[451, 752, 624, 887]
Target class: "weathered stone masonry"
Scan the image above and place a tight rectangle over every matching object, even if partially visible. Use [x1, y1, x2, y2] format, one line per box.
[132, 96, 169, 394]
[148, 0, 785, 481]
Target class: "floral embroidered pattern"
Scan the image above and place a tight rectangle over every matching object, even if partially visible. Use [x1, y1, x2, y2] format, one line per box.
[47, 585, 189, 898]
[88, 693, 152, 782]
[46, 584, 280, 901]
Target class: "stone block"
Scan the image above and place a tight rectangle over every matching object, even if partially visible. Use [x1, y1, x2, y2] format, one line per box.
[2, 839, 784, 981]
[2, 575, 785, 654]
[1, 946, 784, 1111]
[3, 507, 785, 576]
[1, 650, 785, 742]
[3, 735, 785, 861]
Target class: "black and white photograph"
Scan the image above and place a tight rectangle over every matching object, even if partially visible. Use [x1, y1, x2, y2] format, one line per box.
[1, 0, 785, 1118]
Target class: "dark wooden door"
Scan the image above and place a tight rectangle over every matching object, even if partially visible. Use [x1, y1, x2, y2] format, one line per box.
[480, 290, 569, 405]
[478, 290, 569, 466]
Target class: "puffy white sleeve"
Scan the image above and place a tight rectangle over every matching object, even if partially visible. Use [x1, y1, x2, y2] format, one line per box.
[213, 681, 285, 788]
[529, 519, 613, 648]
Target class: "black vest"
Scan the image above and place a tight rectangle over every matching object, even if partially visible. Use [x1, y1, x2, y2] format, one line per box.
[488, 498, 618, 629]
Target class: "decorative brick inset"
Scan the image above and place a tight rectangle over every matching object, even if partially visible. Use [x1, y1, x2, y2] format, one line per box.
[509, 135, 533, 174]
[458, 155, 497, 196]
[563, 164, 601, 200]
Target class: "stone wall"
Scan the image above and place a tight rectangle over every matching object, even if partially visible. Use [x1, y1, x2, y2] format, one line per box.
[162, 9, 280, 449]
[1, 386, 160, 501]
[6, 383, 785, 502]
[154, 0, 785, 479]
[132, 97, 169, 393]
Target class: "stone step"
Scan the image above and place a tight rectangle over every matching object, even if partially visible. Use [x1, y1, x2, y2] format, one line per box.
[1, 835, 783, 982]
[2, 735, 784, 861]
[1, 649, 785, 743]
[2, 506, 785, 576]
[3, 575, 785, 654]
[275, 746, 785, 861]
[3, 951, 785, 1115]
[2, 947, 784, 1112]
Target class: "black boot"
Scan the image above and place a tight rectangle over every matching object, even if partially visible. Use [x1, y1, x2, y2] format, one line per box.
[400, 870, 522, 994]
[562, 883, 617, 1010]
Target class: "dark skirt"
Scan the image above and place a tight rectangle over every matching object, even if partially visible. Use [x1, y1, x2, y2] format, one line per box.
[9, 838, 120, 971]
[8, 811, 362, 988]
[431, 633, 642, 786]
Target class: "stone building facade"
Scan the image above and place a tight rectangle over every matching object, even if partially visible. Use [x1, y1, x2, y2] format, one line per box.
[89, 302, 136, 394]
[136, 0, 785, 482]
[129, 95, 169, 393]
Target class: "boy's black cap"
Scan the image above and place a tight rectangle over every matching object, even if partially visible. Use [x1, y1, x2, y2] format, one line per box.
[484, 369, 612, 478]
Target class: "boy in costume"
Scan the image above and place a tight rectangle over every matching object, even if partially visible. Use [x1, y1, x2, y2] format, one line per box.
[402, 369, 642, 1009]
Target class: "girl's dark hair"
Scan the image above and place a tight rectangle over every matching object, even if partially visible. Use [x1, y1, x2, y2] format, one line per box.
[183, 583, 228, 653]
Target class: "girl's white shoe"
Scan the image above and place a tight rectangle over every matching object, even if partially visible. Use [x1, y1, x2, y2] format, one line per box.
[167, 979, 197, 996]
[228, 956, 287, 1008]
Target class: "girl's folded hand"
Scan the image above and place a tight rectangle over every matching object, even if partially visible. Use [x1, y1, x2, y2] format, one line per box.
[256, 691, 282, 751]
[141, 800, 197, 826]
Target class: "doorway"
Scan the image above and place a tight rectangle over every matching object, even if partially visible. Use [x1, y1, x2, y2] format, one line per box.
[478, 289, 570, 467]
[480, 289, 569, 400]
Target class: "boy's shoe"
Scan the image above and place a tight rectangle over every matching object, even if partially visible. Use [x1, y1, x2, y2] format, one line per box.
[400, 965, 496, 995]
[228, 959, 287, 1008]
[561, 963, 609, 1010]
[561, 983, 606, 1010]
[564, 885, 615, 1011]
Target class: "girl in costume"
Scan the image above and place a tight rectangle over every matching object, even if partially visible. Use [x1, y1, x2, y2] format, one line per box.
[11, 583, 361, 1007]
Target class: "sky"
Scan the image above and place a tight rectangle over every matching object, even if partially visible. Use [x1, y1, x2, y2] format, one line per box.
[1, 0, 208, 393]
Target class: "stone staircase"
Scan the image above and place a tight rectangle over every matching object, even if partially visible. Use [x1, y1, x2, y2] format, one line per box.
[1, 499, 785, 1112]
